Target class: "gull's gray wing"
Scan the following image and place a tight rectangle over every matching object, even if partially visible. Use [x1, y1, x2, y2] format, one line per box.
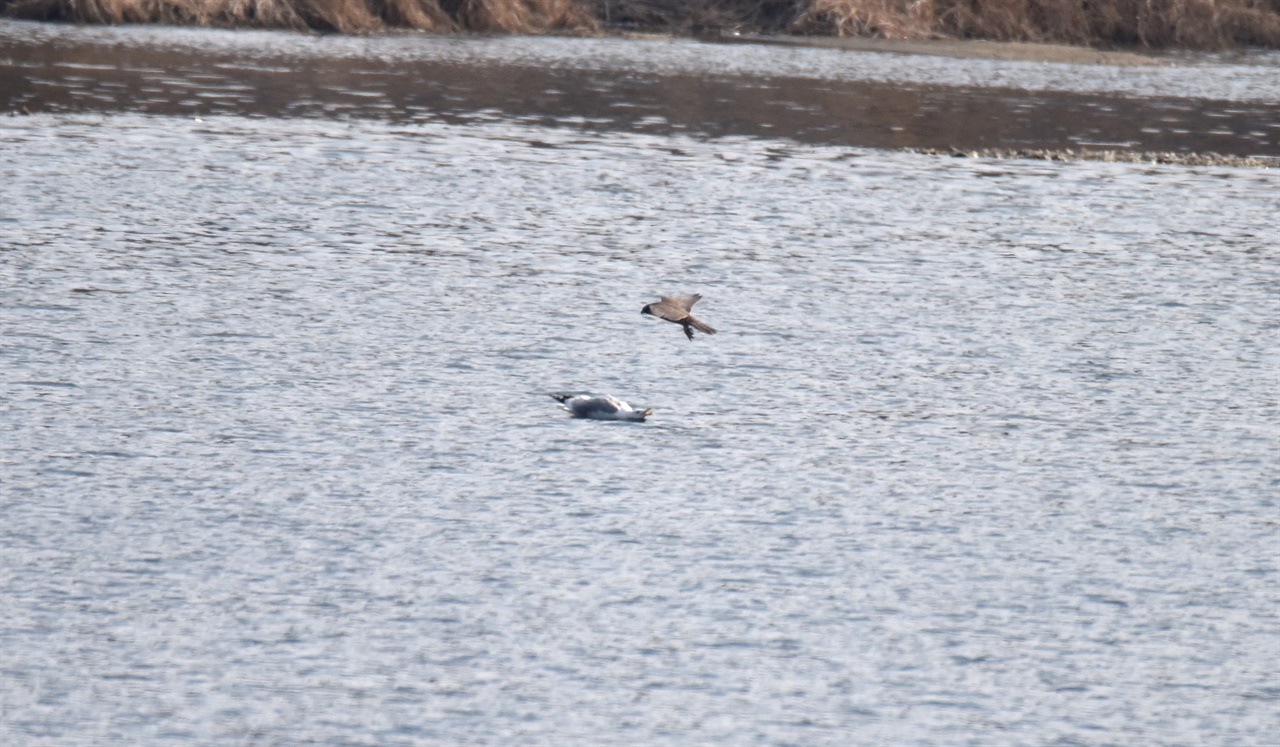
[568, 396, 622, 417]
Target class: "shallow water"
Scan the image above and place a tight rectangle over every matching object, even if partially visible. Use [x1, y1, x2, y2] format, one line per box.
[3, 109, 1277, 746]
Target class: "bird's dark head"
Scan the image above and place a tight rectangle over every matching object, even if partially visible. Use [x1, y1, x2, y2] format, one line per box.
[640, 304, 653, 317]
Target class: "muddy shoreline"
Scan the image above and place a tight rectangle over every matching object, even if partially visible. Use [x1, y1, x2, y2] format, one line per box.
[709, 33, 1169, 67]
[2, 21, 1276, 167]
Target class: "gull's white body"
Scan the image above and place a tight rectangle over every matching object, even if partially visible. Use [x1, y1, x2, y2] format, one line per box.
[551, 394, 652, 421]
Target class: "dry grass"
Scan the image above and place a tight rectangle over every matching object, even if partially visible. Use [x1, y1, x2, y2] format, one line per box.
[793, 0, 1280, 47]
[1, 0, 597, 32]
[3, 0, 1277, 46]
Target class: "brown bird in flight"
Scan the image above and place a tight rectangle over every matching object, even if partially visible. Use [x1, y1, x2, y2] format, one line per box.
[641, 294, 718, 341]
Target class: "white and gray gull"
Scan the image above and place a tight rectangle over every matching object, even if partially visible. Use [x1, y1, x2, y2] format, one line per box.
[550, 393, 652, 421]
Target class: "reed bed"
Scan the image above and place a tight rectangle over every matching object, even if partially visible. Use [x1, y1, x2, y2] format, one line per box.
[795, 0, 1280, 48]
[4, 0, 1278, 47]
[0, 0, 597, 33]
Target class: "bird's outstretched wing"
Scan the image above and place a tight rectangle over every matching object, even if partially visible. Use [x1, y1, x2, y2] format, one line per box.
[659, 294, 702, 312]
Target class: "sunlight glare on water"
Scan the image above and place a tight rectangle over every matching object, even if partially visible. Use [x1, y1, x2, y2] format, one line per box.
[1, 113, 1278, 746]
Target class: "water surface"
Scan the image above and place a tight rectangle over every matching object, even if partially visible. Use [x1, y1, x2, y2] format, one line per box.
[1, 31, 1278, 747]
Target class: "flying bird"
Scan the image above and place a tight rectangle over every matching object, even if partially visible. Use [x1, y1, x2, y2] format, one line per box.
[641, 294, 717, 341]
[550, 393, 652, 421]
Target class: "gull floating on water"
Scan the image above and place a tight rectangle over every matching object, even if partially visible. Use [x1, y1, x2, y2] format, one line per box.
[550, 393, 652, 421]
[641, 293, 717, 341]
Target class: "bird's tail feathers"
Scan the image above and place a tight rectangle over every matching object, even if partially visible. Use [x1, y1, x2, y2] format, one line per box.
[689, 316, 717, 335]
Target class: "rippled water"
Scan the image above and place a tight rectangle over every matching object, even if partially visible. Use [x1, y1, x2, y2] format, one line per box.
[2, 96, 1278, 745]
